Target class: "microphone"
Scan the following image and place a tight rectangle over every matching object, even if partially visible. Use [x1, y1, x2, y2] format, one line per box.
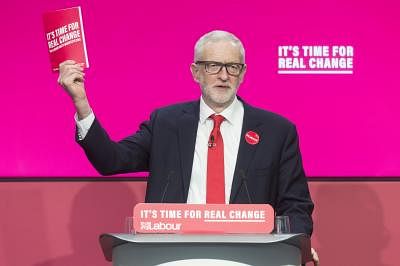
[160, 171, 174, 203]
[208, 135, 215, 148]
[239, 170, 252, 204]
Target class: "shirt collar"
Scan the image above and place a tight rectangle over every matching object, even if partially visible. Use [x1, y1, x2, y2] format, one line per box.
[199, 96, 242, 125]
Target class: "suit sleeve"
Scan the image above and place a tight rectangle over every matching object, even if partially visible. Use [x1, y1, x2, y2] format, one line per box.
[276, 124, 314, 236]
[76, 111, 157, 176]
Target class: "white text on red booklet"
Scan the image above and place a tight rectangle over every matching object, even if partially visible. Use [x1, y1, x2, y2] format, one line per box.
[43, 6, 89, 71]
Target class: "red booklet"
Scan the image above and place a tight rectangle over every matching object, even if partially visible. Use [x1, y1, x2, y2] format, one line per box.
[43, 6, 89, 71]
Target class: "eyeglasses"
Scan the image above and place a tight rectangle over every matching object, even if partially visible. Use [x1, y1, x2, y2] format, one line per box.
[195, 61, 245, 76]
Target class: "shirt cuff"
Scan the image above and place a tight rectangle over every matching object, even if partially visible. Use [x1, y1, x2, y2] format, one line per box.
[74, 111, 95, 140]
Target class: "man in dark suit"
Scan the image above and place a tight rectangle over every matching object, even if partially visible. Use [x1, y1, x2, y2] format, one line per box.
[58, 30, 315, 246]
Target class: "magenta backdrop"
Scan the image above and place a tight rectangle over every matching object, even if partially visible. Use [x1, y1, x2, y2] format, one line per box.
[1, 0, 399, 177]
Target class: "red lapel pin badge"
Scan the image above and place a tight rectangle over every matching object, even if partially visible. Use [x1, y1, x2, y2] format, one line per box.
[245, 131, 260, 145]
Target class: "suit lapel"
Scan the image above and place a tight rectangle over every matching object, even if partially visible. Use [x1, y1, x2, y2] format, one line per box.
[230, 102, 263, 203]
[178, 101, 200, 201]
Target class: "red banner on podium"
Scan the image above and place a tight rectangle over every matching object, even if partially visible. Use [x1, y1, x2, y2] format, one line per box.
[133, 203, 274, 234]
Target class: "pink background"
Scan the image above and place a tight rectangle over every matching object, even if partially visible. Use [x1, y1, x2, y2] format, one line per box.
[1, 0, 399, 177]
[0, 181, 399, 265]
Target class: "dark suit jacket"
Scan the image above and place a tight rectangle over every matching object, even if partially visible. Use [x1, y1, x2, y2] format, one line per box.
[78, 98, 314, 235]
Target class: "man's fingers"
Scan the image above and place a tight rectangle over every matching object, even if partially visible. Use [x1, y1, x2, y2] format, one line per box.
[311, 248, 319, 266]
[59, 71, 85, 87]
[60, 63, 83, 74]
[59, 60, 84, 68]
[59, 61, 84, 78]
[59, 69, 83, 82]
[57, 60, 87, 101]
[58, 63, 84, 84]
[59, 60, 77, 69]
[64, 70, 85, 79]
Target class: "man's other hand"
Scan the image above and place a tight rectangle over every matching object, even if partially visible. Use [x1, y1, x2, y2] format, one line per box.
[311, 247, 320, 265]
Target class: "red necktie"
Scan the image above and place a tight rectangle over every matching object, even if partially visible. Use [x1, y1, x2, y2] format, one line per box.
[207, 114, 225, 204]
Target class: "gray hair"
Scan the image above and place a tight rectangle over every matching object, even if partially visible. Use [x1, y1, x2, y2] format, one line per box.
[194, 30, 245, 63]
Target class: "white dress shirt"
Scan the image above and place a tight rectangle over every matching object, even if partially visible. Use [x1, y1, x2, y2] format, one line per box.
[75, 111, 95, 140]
[76, 96, 244, 204]
[187, 96, 244, 204]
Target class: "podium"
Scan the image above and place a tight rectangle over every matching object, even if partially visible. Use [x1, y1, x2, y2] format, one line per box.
[99, 233, 312, 266]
